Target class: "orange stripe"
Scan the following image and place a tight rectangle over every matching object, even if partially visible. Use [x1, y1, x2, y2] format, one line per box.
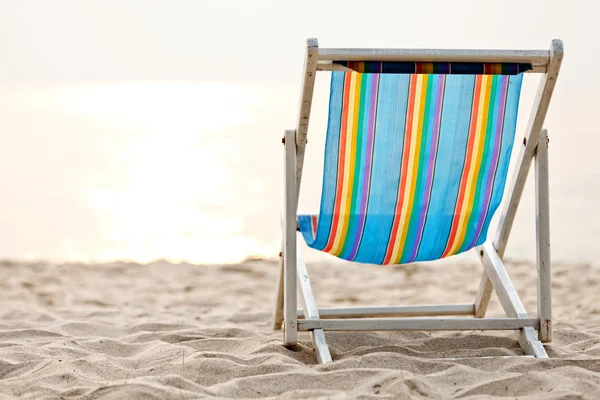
[393, 75, 429, 263]
[442, 75, 483, 257]
[323, 73, 353, 252]
[383, 74, 418, 264]
[451, 76, 493, 251]
[332, 73, 363, 255]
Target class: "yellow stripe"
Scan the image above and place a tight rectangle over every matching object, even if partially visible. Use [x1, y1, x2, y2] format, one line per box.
[333, 73, 362, 255]
[392, 75, 429, 263]
[388, 75, 425, 263]
[331, 73, 360, 254]
[447, 75, 492, 255]
[454, 76, 493, 248]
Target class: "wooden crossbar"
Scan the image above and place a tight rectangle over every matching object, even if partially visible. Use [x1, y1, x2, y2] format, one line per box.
[298, 318, 540, 332]
[317, 48, 550, 65]
[297, 304, 475, 319]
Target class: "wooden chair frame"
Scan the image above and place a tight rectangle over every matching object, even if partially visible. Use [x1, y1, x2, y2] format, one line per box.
[273, 38, 563, 364]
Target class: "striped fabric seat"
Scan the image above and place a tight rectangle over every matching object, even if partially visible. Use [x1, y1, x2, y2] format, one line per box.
[298, 69, 524, 264]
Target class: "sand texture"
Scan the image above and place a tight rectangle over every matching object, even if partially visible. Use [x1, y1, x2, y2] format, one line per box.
[0, 257, 599, 399]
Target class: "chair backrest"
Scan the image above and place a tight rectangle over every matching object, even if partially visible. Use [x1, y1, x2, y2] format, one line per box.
[298, 62, 528, 264]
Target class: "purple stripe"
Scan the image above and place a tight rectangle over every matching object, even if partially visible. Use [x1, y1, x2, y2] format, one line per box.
[347, 74, 379, 260]
[407, 75, 445, 262]
[467, 76, 509, 247]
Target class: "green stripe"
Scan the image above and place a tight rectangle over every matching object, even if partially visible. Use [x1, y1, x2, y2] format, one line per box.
[339, 74, 368, 257]
[400, 76, 434, 263]
[459, 75, 499, 252]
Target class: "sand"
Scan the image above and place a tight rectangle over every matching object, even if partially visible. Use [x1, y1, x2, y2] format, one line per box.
[0, 257, 599, 399]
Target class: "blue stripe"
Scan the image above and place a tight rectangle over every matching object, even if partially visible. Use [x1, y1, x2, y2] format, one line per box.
[339, 74, 375, 260]
[353, 74, 410, 264]
[299, 72, 523, 265]
[458, 75, 502, 253]
[402, 75, 441, 263]
[415, 75, 475, 261]
[298, 72, 345, 248]
[475, 74, 523, 245]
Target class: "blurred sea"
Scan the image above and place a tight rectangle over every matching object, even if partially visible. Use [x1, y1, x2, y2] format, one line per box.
[0, 76, 597, 265]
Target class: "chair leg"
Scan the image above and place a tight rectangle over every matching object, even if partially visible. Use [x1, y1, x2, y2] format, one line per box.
[311, 329, 332, 364]
[519, 326, 548, 358]
[478, 243, 548, 358]
[272, 250, 284, 330]
[296, 243, 332, 363]
[474, 273, 493, 318]
[283, 129, 298, 346]
[478, 243, 529, 319]
[536, 129, 552, 343]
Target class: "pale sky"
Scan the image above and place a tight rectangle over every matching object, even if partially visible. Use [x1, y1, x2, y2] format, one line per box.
[0, 0, 598, 264]
[0, 0, 595, 83]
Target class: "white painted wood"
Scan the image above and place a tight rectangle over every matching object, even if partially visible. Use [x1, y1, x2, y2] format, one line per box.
[318, 48, 550, 66]
[296, 246, 319, 319]
[519, 326, 549, 358]
[316, 61, 352, 72]
[274, 39, 318, 338]
[272, 211, 286, 330]
[478, 243, 529, 319]
[536, 129, 552, 343]
[296, 242, 332, 363]
[280, 39, 317, 348]
[493, 40, 563, 257]
[476, 41, 562, 322]
[310, 329, 331, 364]
[294, 38, 319, 193]
[272, 254, 284, 330]
[297, 304, 475, 319]
[474, 273, 494, 318]
[298, 318, 540, 331]
[283, 129, 297, 346]
[276, 39, 318, 347]
[475, 41, 563, 323]
[316, 60, 545, 73]
[478, 243, 549, 357]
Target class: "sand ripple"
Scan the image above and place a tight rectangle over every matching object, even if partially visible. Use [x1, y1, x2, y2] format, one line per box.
[1, 259, 599, 398]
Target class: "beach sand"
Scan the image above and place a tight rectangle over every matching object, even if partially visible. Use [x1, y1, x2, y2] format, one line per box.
[1, 257, 599, 399]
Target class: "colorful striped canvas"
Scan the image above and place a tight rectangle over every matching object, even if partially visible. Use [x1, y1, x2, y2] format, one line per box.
[298, 70, 523, 264]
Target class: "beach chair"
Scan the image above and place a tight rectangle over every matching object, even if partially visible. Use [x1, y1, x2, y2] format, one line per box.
[273, 38, 563, 363]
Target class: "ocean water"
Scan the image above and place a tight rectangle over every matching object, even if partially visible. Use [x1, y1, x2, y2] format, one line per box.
[0, 76, 597, 265]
